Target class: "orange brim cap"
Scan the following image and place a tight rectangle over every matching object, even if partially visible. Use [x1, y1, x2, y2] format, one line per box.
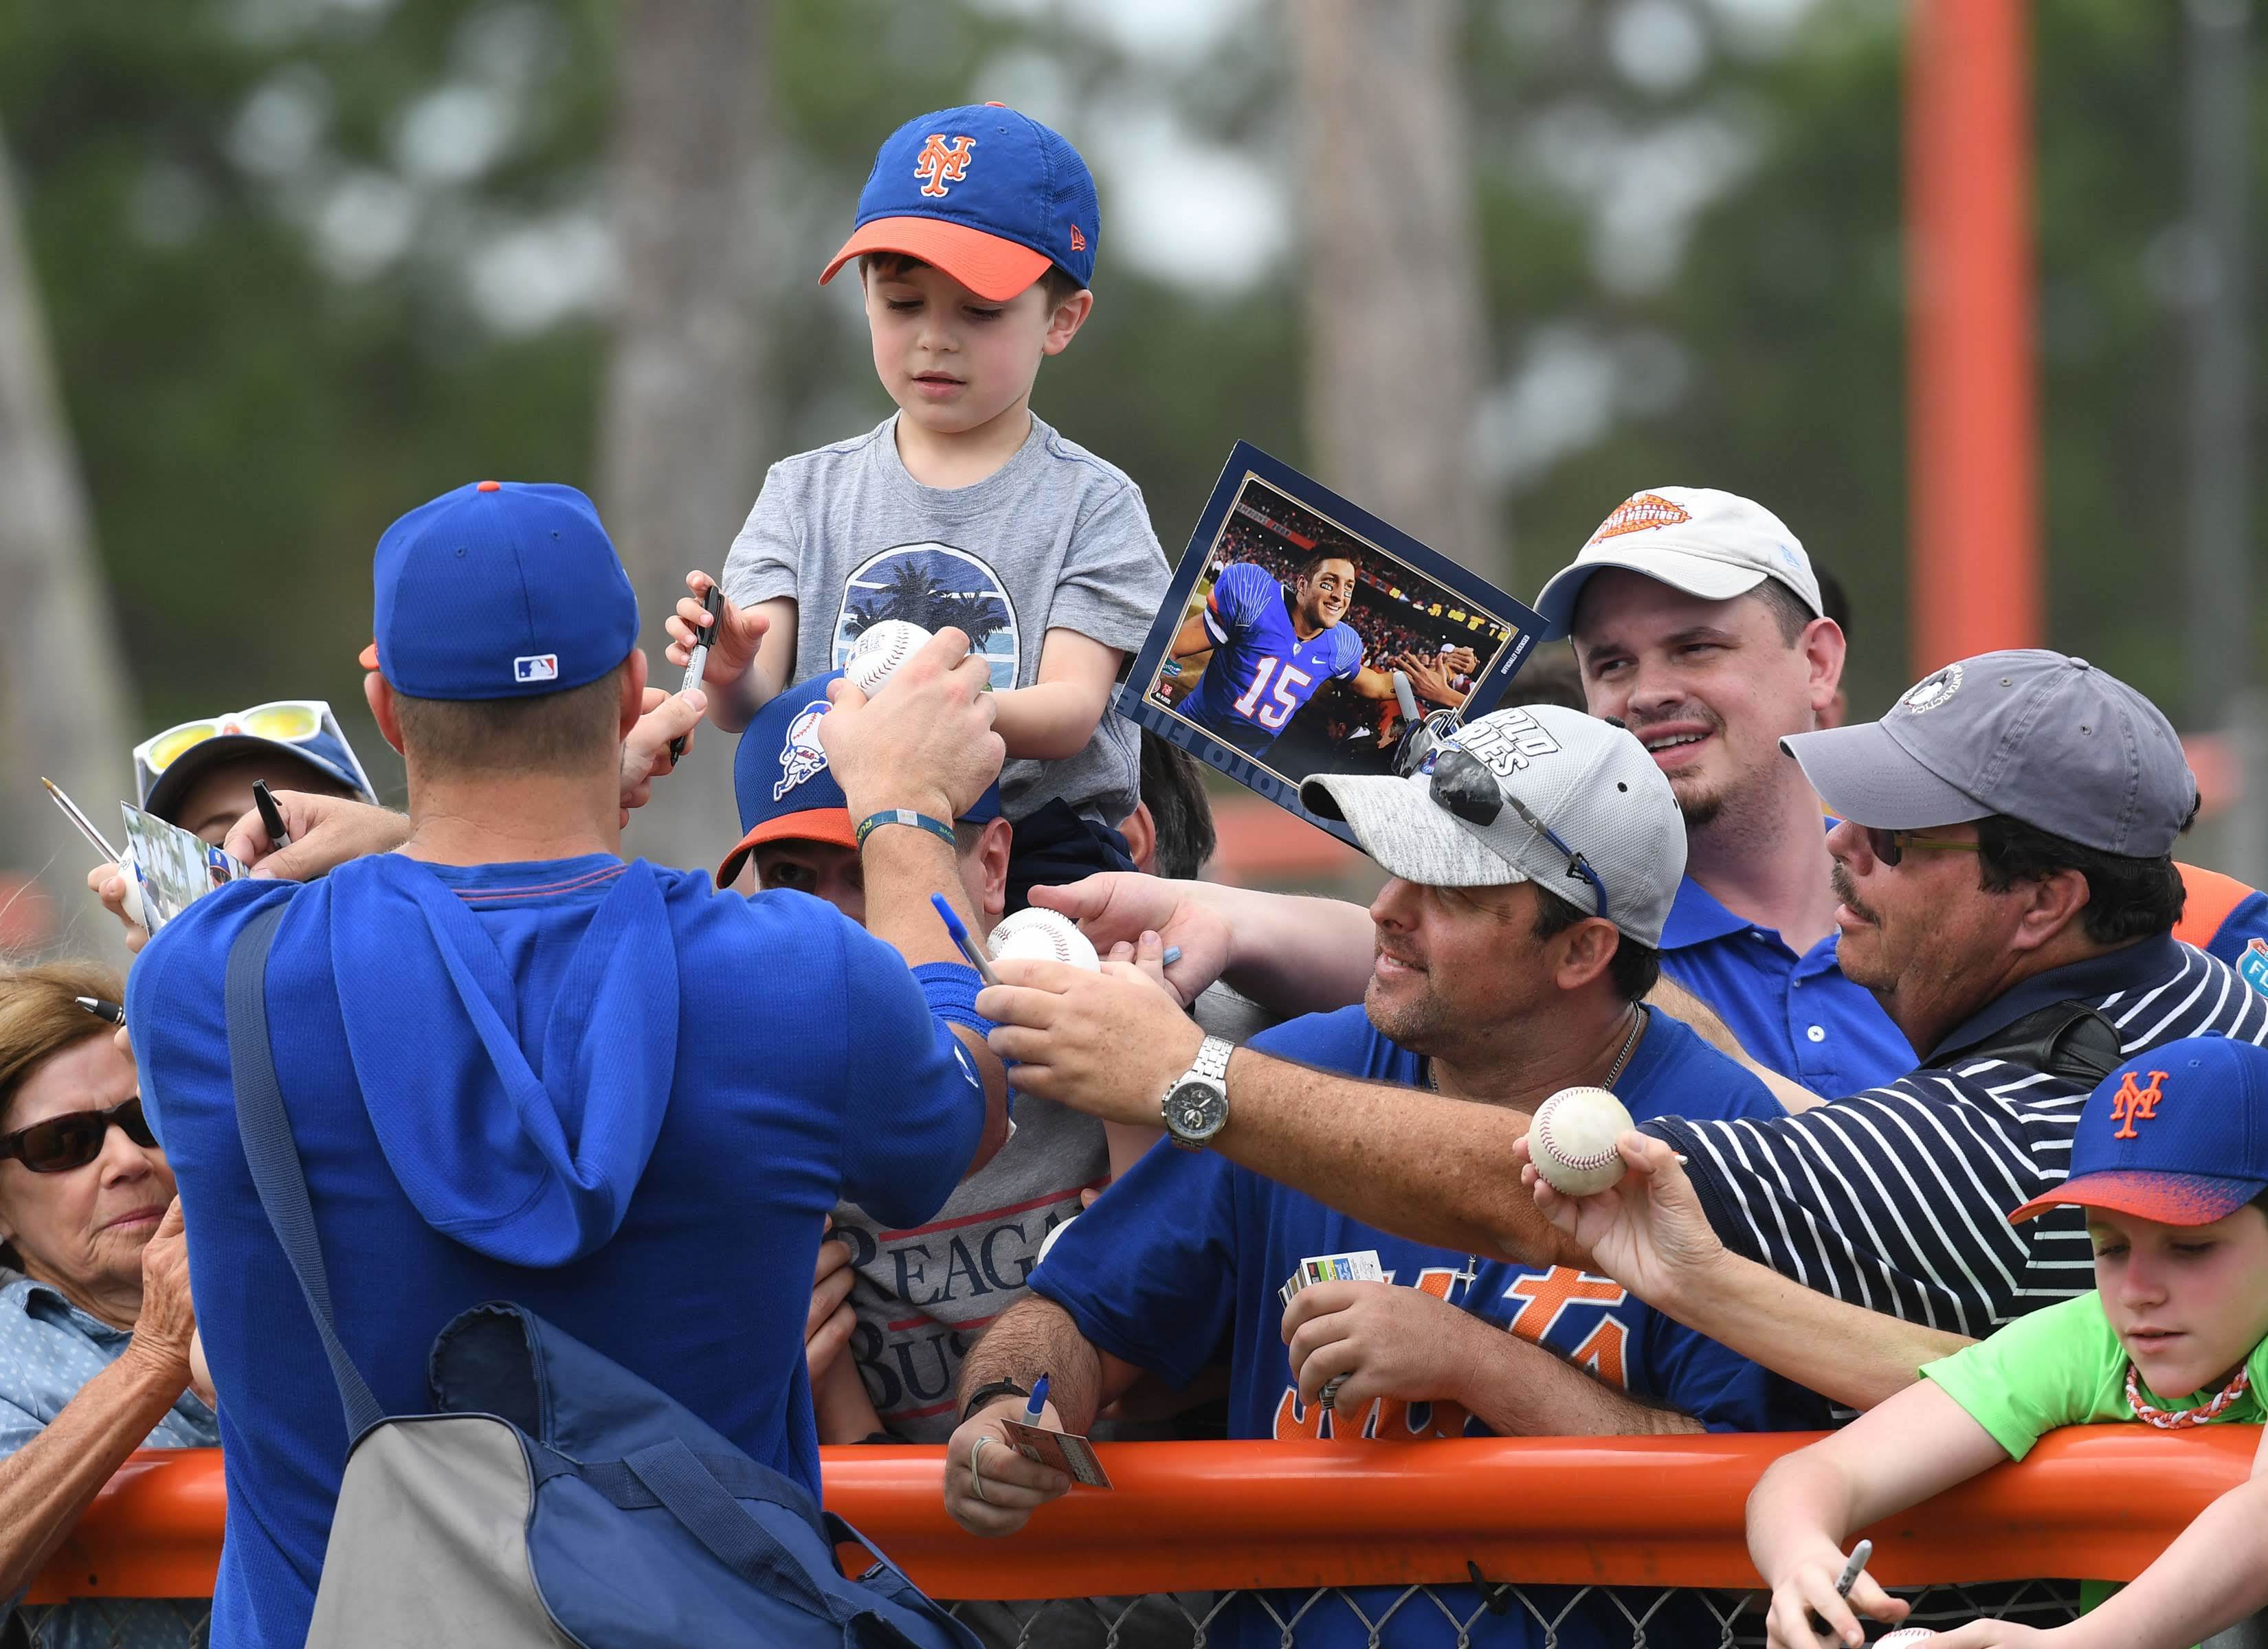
[358, 640, 379, 670]
[819, 216, 1053, 304]
[2008, 1168, 2266, 1227]
[715, 807, 859, 890]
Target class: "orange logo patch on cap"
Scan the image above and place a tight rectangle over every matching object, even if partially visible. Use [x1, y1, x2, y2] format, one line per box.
[913, 135, 977, 199]
[2110, 1068, 2169, 1140]
[1069, 223, 1087, 252]
[1589, 492, 1691, 543]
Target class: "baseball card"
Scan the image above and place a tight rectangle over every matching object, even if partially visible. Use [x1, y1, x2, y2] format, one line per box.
[120, 804, 249, 934]
[1118, 442, 1544, 848]
[1001, 1419, 1113, 1489]
[1278, 1248, 1386, 1310]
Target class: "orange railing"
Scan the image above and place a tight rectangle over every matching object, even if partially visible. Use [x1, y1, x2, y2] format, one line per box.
[29, 1428, 2258, 1605]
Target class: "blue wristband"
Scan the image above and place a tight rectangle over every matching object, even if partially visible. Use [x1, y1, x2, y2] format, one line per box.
[855, 809, 957, 850]
[912, 961, 994, 1040]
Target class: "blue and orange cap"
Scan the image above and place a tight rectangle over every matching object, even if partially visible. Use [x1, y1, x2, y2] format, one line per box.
[717, 671, 1001, 889]
[359, 480, 638, 701]
[2008, 1035, 2268, 1226]
[819, 104, 1098, 303]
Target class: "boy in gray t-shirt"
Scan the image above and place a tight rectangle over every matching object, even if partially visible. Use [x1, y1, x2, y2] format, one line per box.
[667, 104, 1169, 902]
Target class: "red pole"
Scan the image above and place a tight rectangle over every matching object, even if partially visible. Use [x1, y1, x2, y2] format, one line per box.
[1905, 0, 2041, 676]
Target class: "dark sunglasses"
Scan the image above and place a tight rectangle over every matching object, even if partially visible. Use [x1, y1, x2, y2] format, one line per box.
[1865, 827, 1983, 869]
[1427, 746, 1612, 923]
[0, 1097, 156, 1175]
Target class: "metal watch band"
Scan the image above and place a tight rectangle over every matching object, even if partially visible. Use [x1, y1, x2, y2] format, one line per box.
[1194, 1035, 1232, 1081]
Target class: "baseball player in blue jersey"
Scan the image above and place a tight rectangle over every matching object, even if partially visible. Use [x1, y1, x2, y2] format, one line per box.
[1171, 544, 1440, 757]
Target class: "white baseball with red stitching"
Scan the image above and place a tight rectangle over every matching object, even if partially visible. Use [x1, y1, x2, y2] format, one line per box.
[1530, 1086, 1635, 1197]
[988, 908, 1101, 972]
[845, 620, 933, 695]
[1876, 1630, 1944, 1646]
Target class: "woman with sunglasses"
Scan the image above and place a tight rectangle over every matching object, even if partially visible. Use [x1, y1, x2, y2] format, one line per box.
[0, 961, 213, 1649]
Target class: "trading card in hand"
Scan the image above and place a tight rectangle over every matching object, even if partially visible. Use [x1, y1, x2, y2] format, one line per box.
[120, 805, 249, 934]
[1118, 442, 1544, 849]
[1001, 1419, 1113, 1490]
[1278, 1248, 1386, 1310]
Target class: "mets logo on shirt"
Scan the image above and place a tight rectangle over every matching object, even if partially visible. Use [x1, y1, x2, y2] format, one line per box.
[773, 699, 833, 800]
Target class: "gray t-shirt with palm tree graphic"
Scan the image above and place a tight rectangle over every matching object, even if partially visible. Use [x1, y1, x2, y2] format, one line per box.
[723, 413, 1170, 825]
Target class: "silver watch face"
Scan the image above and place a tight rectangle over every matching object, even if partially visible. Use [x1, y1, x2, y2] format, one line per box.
[1164, 1078, 1227, 1145]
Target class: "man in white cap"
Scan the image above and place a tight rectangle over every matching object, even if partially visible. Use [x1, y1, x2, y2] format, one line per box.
[946, 707, 1817, 1648]
[1531, 486, 1908, 1096]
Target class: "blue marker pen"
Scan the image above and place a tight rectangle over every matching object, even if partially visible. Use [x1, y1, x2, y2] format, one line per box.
[932, 893, 1005, 989]
[1023, 1373, 1050, 1428]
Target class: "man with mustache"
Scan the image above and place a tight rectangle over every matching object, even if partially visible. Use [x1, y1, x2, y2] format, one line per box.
[1170, 541, 1423, 760]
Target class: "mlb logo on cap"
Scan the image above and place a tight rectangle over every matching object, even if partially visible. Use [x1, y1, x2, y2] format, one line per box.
[370, 481, 638, 702]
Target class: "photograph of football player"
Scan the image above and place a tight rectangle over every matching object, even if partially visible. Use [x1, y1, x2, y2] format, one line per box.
[1164, 541, 1471, 759]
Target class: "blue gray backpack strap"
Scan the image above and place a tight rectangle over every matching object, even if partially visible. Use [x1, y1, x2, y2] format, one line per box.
[225, 899, 387, 1440]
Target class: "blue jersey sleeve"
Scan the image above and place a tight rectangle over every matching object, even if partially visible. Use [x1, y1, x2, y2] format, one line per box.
[1203, 561, 1276, 645]
[1027, 1143, 1240, 1390]
[830, 916, 988, 1231]
[1636, 1314, 1830, 1433]
[2209, 890, 2268, 972]
[1328, 624, 1366, 680]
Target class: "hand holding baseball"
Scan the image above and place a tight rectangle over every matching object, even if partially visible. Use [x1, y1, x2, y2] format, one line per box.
[1027, 874, 1235, 1007]
[817, 627, 1001, 822]
[981, 958, 1205, 1130]
[1519, 1128, 1727, 1312]
[1280, 1280, 1488, 1416]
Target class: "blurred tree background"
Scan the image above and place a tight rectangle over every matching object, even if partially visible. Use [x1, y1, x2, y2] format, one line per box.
[0, 0, 2254, 933]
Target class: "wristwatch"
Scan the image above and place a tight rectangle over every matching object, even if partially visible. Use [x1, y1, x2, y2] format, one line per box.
[1161, 1035, 1234, 1151]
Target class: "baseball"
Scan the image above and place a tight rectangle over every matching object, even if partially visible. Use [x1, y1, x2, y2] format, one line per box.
[988, 907, 1101, 972]
[1529, 1085, 1636, 1198]
[1876, 1631, 1943, 1646]
[845, 620, 932, 695]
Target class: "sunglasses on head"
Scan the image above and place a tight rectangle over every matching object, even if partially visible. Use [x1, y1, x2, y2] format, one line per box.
[131, 699, 375, 806]
[1426, 745, 1613, 924]
[0, 1097, 156, 1175]
[1864, 827, 1982, 868]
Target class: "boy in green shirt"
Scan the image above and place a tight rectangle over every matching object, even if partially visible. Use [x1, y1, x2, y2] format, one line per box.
[1746, 1033, 2268, 1648]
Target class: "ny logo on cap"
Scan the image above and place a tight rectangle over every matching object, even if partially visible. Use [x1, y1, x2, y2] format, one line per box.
[914, 135, 976, 198]
[514, 654, 559, 684]
[2110, 1068, 2169, 1140]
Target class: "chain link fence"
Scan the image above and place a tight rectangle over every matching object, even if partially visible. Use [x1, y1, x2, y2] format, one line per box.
[940, 1580, 2088, 1648]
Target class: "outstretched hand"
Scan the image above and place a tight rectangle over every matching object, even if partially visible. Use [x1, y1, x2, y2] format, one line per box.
[1762, 1550, 1910, 1648]
[1029, 874, 1231, 1007]
[1519, 1130, 1727, 1310]
[221, 792, 412, 884]
[619, 686, 708, 824]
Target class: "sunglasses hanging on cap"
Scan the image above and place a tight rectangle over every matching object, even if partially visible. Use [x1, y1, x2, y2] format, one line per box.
[1423, 745, 1613, 923]
[0, 1097, 158, 1175]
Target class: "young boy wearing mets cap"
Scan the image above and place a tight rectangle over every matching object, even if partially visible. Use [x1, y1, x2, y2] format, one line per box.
[1747, 1033, 2268, 1649]
[667, 103, 1169, 910]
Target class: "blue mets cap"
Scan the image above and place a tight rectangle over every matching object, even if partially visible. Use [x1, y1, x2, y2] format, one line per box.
[2009, 1035, 2268, 1226]
[367, 480, 638, 702]
[818, 103, 1098, 302]
[717, 671, 1003, 889]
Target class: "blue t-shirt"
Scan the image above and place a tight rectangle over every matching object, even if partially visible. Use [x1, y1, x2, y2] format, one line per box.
[1659, 868, 1915, 1096]
[130, 854, 986, 1649]
[1182, 561, 1366, 756]
[1029, 1005, 1821, 1649]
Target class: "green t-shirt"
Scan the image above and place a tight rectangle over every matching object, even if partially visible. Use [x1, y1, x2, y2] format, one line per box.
[1923, 1293, 2268, 1619]
[1922, 1292, 2268, 1460]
